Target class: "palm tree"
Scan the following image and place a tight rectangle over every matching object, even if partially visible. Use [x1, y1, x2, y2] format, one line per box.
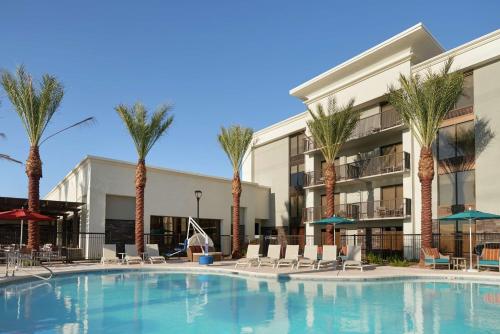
[115, 102, 173, 254]
[2, 67, 94, 250]
[218, 125, 253, 258]
[307, 97, 360, 245]
[388, 58, 464, 251]
[1, 67, 61, 249]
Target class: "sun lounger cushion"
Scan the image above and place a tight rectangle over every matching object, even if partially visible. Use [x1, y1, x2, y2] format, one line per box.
[428, 258, 450, 264]
[482, 248, 500, 260]
[423, 247, 440, 259]
[479, 260, 499, 266]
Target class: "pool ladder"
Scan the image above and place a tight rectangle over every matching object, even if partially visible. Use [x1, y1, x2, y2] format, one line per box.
[4, 251, 54, 281]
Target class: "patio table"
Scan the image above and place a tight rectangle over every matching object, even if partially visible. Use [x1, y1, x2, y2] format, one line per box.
[118, 252, 127, 264]
[452, 257, 467, 271]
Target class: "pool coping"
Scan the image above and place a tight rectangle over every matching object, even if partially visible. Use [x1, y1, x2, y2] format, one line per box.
[2, 264, 500, 287]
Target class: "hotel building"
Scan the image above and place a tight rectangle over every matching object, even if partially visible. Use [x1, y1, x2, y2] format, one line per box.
[242, 23, 500, 255]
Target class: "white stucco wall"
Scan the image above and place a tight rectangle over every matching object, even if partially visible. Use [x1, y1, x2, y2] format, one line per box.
[45, 156, 270, 237]
[473, 59, 500, 214]
[251, 138, 290, 228]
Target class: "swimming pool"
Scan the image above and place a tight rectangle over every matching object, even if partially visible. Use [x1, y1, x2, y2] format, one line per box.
[1, 271, 499, 333]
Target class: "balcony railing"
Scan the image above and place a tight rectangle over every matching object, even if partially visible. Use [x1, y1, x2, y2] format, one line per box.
[303, 152, 410, 187]
[303, 198, 411, 222]
[304, 108, 403, 152]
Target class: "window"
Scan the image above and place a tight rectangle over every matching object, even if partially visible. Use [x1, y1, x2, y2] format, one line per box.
[438, 173, 456, 207]
[438, 126, 457, 160]
[290, 163, 305, 187]
[438, 120, 475, 173]
[457, 171, 475, 206]
[438, 171, 475, 209]
[381, 184, 403, 210]
[289, 133, 306, 157]
[455, 74, 473, 110]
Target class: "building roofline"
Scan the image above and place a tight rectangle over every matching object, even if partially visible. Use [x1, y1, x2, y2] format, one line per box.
[253, 111, 308, 137]
[412, 28, 500, 72]
[289, 23, 444, 99]
[45, 155, 270, 198]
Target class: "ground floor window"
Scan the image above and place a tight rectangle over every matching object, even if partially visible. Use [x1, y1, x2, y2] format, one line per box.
[149, 216, 221, 254]
[105, 219, 135, 245]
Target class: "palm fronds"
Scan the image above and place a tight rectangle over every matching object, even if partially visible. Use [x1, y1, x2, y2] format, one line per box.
[0, 154, 22, 164]
[115, 102, 174, 160]
[307, 97, 360, 162]
[39, 117, 96, 146]
[388, 58, 464, 148]
[1, 66, 64, 146]
[218, 125, 254, 172]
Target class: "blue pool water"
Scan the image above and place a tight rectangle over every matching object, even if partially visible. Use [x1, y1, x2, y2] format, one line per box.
[1, 271, 500, 334]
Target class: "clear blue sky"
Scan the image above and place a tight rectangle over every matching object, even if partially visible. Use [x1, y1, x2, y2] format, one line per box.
[0, 1, 499, 198]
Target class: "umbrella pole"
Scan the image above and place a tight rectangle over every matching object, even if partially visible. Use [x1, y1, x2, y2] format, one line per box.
[20, 220, 23, 248]
[469, 219, 472, 271]
[333, 225, 336, 245]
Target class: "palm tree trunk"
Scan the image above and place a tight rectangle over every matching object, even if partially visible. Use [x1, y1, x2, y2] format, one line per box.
[232, 172, 242, 258]
[26, 146, 42, 250]
[135, 159, 146, 254]
[418, 147, 434, 251]
[324, 162, 336, 245]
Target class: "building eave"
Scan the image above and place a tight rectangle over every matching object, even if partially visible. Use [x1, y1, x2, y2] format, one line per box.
[289, 23, 444, 101]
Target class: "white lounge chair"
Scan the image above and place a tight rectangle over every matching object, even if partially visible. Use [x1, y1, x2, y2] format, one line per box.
[296, 245, 318, 269]
[317, 245, 338, 270]
[235, 244, 260, 268]
[276, 245, 299, 269]
[342, 245, 365, 271]
[101, 244, 119, 264]
[146, 244, 166, 264]
[258, 244, 281, 268]
[125, 244, 143, 265]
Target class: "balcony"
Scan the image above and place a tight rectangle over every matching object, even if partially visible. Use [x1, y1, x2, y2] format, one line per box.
[303, 152, 410, 188]
[303, 198, 411, 222]
[304, 108, 403, 153]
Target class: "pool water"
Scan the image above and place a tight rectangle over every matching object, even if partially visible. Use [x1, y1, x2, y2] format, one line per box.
[1, 271, 500, 333]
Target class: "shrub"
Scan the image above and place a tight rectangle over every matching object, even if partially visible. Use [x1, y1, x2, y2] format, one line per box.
[366, 252, 384, 265]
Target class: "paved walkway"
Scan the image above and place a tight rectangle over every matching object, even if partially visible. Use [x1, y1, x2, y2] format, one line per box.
[1, 260, 499, 285]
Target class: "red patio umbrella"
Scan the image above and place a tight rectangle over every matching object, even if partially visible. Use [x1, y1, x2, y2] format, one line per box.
[0, 209, 54, 246]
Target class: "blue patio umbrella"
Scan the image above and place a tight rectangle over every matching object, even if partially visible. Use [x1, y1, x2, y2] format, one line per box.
[311, 215, 355, 242]
[440, 208, 500, 272]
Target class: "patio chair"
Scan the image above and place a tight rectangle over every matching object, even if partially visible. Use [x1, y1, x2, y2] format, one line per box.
[124, 244, 143, 265]
[145, 244, 166, 264]
[101, 244, 119, 264]
[235, 244, 260, 268]
[477, 248, 500, 271]
[258, 244, 281, 268]
[316, 245, 337, 270]
[276, 245, 299, 269]
[296, 245, 318, 270]
[343, 245, 366, 271]
[422, 247, 450, 269]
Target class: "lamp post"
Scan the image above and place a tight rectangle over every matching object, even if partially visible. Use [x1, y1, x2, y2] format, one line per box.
[195, 190, 202, 223]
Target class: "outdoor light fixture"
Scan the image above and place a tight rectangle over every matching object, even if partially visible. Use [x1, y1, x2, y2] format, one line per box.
[195, 190, 202, 222]
[195, 190, 202, 200]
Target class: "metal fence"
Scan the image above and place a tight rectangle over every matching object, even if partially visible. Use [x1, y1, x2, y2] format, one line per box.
[2, 231, 500, 261]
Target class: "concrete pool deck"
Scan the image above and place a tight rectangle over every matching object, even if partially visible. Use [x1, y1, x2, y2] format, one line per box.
[1, 260, 500, 285]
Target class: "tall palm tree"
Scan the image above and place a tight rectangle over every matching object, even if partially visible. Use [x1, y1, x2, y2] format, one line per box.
[307, 97, 360, 245]
[1, 66, 63, 250]
[388, 58, 464, 251]
[1, 67, 94, 250]
[115, 102, 173, 254]
[218, 125, 253, 258]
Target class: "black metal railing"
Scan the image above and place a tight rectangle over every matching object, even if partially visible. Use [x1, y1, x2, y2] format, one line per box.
[304, 109, 403, 152]
[303, 198, 411, 222]
[303, 152, 409, 187]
